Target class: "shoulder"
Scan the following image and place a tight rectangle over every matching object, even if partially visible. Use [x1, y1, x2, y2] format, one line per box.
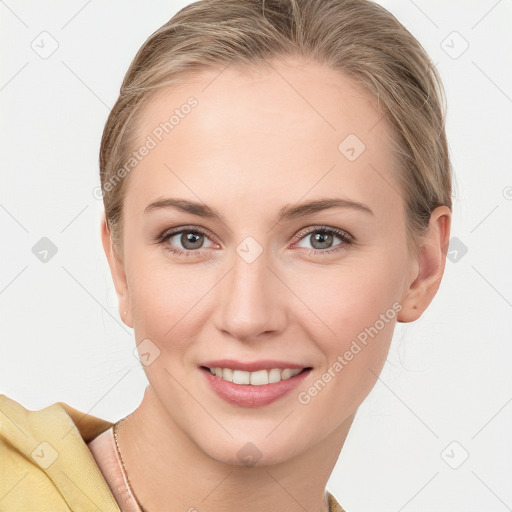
[0, 393, 120, 511]
[0, 393, 114, 441]
[327, 490, 347, 512]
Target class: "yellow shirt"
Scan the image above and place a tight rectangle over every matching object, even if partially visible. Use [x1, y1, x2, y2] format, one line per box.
[0, 394, 344, 511]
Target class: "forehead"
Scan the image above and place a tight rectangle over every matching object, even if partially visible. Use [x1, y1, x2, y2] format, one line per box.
[125, 58, 402, 221]
[135, 58, 388, 151]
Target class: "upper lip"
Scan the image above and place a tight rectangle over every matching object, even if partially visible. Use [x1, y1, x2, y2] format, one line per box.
[200, 359, 311, 372]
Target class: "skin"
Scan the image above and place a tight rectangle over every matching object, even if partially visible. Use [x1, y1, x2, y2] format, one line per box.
[101, 57, 451, 512]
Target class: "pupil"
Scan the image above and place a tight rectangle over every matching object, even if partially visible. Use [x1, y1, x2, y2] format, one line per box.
[183, 232, 203, 249]
[313, 232, 332, 249]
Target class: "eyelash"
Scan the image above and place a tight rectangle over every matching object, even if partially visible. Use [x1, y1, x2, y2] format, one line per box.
[156, 225, 354, 257]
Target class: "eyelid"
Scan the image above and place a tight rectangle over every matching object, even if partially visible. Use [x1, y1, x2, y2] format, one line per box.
[293, 225, 354, 243]
[289, 225, 354, 257]
[157, 224, 354, 256]
[156, 225, 219, 257]
[157, 224, 354, 243]
[157, 225, 216, 244]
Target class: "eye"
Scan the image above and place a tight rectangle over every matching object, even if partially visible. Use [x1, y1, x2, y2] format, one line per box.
[293, 226, 353, 255]
[158, 226, 216, 256]
[156, 225, 353, 257]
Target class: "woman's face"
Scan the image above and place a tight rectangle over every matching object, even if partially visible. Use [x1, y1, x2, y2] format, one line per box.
[107, 58, 427, 465]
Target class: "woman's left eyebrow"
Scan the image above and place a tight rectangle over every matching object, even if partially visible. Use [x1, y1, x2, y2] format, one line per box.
[144, 197, 374, 222]
[278, 198, 374, 219]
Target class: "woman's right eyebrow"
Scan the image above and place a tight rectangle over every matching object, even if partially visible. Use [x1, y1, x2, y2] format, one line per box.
[145, 198, 220, 219]
[144, 197, 374, 223]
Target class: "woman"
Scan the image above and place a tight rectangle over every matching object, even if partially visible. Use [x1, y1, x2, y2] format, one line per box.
[0, 0, 451, 510]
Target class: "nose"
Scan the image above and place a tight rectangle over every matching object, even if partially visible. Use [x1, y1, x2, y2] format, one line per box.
[213, 245, 287, 342]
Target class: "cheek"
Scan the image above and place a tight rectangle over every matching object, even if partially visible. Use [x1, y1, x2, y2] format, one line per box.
[293, 266, 400, 424]
[293, 254, 403, 339]
[291, 253, 403, 394]
[125, 246, 210, 348]
[126, 229, 406, 359]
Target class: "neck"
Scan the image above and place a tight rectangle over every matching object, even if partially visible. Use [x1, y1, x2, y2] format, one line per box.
[118, 385, 353, 512]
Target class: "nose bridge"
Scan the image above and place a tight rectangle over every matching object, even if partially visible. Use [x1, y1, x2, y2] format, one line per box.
[215, 239, 284, 340]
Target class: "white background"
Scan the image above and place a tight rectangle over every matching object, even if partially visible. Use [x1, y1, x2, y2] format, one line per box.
[1, 1, 511, 510]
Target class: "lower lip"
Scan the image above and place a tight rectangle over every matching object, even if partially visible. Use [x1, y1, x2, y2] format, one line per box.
[200, 367, 312, 408]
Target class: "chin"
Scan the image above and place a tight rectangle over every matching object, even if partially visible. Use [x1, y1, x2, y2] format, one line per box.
[194, 429, 312, 468]
[205, 443, 296, 468]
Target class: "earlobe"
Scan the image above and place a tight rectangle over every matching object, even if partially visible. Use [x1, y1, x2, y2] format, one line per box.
[397, 206, 451, 323]
[100, 212, 133, 328]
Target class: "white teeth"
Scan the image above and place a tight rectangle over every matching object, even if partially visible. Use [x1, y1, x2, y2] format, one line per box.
[222, 367, 234, 382]
[281, 368, 293, 380]
[250, 369, 268, 386]
[208, 367, 303, 385]
[233, 370, 250, 385]
[268, 368, 282, 383]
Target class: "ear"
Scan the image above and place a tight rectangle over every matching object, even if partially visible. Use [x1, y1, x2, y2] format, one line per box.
[397, 206, 451, 323]
[100, 212, 133, 328]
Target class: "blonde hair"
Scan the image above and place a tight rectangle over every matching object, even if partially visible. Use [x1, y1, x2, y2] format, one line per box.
[99, 0, 452, 252]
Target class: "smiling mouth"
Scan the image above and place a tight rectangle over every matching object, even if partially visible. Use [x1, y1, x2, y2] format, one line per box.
[201, 366, 312, 385]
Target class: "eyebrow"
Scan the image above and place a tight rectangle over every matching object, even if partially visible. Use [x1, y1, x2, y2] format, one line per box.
[144, 197, 373, 222]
